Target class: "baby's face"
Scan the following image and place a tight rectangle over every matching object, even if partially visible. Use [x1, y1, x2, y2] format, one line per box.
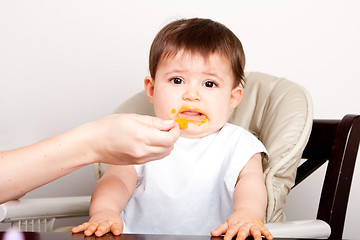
[145, 51, 243, 138]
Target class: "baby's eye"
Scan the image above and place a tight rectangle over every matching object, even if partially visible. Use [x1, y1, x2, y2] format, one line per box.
[171, 77, 184, 85]
[204, 81, 217, 88]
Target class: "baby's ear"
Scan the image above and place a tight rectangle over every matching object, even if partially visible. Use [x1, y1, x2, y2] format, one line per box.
[230, 86, 243, 110]
[144, 76, 155, 104]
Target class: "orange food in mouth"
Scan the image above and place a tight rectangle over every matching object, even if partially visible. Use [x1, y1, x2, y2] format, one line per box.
[172, 107, 207, 130]
[175, 117, 189, 130]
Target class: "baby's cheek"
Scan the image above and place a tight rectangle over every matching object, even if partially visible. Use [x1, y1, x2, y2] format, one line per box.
[166, 108, 177, 120]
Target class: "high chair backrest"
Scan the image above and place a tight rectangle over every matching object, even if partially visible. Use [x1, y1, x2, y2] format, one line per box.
[95, 72, 314, 223]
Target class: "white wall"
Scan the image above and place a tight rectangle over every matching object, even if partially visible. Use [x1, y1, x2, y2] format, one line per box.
[1, 0, 359, 238]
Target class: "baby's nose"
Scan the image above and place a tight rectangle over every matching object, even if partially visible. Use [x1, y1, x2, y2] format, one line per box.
[183, 88, 200, 101]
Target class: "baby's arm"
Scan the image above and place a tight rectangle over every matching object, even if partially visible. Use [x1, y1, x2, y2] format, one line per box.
[211, 153, 273, 240]
[72, 165, 137, 237]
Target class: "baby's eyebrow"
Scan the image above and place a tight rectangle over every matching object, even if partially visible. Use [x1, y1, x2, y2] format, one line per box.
[202, 71, 225, 82]
[164, 69, 186, 75]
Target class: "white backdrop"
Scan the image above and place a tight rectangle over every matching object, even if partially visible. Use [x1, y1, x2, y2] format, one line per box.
[1, 0, 359, 238]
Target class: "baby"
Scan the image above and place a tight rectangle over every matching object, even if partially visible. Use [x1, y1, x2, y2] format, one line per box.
[73, 18, 273, 240]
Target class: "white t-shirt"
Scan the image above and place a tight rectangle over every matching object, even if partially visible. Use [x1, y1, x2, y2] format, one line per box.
[121, 123, 267, 235]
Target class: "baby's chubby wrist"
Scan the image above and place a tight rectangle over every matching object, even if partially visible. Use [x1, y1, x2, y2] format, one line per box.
[250, 217, 264, 224]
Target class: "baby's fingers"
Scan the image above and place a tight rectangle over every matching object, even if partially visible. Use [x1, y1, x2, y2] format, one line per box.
[94, 223, 112, 237]
[259, 225, 273, 240]
[110, 223, 123, 236]
[72, 222, 91, 233]
[210, 222, 228, 236]
[248, 225, 262, 240]
[83, 223, 101, 236]
[248, 218, 273, 240]
[231, 224, 250, 240]
[235, 223, 273, 240]
[224, 225, 242, 240]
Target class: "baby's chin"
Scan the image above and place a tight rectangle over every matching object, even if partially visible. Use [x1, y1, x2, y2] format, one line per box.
[178, 124, 215, 138]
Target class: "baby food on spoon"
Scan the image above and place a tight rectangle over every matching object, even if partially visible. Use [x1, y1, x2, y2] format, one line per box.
[172, 106, 207, 130]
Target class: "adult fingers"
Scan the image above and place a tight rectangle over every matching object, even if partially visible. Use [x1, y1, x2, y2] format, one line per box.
[134, 115, 176, 132]
[145, 123, 180, 147]
[150, 117, 177, 131]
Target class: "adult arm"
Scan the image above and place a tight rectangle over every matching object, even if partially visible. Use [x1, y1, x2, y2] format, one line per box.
[0, 114, 179, 203]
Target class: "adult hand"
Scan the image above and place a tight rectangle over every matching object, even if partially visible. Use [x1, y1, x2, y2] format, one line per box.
[0, 113, 179, 203]
[90, 114, 180, 165]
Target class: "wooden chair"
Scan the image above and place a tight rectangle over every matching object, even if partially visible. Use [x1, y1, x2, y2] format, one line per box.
[294, 114, 360, 239]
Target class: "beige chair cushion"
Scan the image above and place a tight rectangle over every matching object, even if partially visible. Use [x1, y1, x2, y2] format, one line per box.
[229, 72, 313, 222]
[95, 72, 313, 223]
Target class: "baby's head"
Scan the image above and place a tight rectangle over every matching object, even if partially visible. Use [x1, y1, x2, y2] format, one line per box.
[149, 18, 246, 88]
[145, 18, 245, 138]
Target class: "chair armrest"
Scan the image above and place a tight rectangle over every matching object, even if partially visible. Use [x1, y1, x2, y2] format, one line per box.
[0, 196, 90, 222]
[265, 220, 331, 239]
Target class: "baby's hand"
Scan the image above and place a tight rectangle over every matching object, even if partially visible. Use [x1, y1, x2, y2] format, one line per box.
[72, 209, 123, 237]
[211, 214, 273, 240]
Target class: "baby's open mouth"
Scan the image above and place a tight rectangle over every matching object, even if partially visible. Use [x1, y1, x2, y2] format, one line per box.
[172, 107, 207, 130]
[179, 109, 205, 120]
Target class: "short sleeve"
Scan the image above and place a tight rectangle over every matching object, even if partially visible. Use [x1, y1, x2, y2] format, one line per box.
[223, 126, 268, 197]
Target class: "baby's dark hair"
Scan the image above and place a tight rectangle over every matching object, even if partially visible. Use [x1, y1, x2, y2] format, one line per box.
[149, 18, 246, 87]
